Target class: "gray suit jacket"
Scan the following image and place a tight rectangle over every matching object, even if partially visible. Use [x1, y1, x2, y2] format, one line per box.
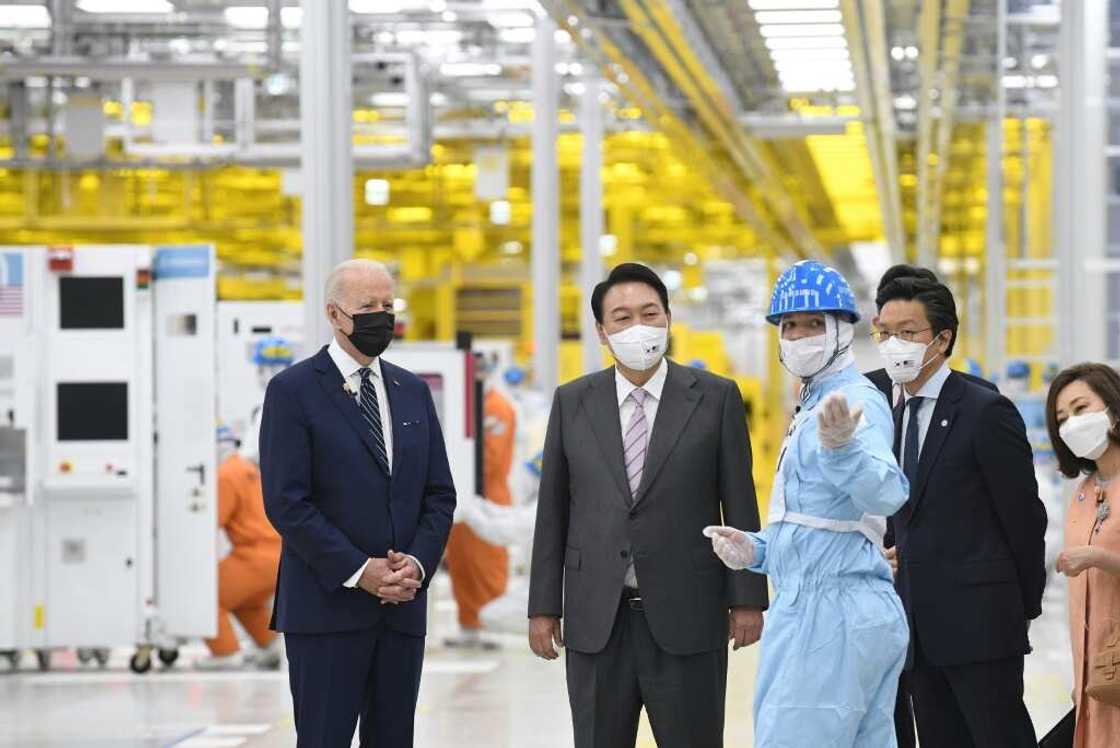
[528, 360, 769, 656]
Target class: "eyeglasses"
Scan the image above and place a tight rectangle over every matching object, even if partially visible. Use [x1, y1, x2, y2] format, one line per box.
[871, 328, 933, 344]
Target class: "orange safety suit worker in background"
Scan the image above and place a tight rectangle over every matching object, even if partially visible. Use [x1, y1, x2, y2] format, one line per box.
[444, 386, 517, 643]
[197, 428, 282, 670]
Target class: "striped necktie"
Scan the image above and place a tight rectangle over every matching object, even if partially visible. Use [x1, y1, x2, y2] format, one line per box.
[624, 388, 650, 499]
[359, 367, 390, 474]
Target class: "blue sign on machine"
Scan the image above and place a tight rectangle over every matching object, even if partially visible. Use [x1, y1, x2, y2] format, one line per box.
[154, 245, 211, 279]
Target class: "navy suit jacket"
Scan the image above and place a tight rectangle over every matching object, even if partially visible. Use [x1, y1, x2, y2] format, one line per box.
[260, 345, 456, 636]
[869, 368, 1047, 667]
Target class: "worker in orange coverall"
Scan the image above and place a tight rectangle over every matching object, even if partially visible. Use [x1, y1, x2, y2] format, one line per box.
[444, 384, 517, 649]
[196, 426, 283, 671]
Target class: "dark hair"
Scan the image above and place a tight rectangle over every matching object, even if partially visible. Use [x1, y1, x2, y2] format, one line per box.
[591, 263, 670, 324]
[875, 264, 960, 356]
[1045, 363, 1120, 479]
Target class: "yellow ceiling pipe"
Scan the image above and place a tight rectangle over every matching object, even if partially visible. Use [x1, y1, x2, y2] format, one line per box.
[618, 0, 824, 258]
[546, 0, 798, 258]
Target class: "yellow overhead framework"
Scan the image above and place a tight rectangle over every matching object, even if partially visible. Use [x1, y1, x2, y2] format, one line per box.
[543, 0, 822, 259]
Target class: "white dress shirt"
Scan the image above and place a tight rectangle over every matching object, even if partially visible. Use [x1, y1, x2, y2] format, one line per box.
[899, 362, 952, 472]
[614, 358, 668, 589]
[327, 339, 425, 588]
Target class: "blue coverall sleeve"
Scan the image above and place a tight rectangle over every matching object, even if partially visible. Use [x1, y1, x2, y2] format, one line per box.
[817, 389, 909, 516]
[743, 526, 771, 574]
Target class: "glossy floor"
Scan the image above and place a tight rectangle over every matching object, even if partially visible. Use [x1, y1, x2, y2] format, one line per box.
[0, 573, 1075, 747]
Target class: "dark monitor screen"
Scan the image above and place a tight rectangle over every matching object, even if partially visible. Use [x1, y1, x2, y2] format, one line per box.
[57, 382, 128, 441]
[60, 276, 125, 330]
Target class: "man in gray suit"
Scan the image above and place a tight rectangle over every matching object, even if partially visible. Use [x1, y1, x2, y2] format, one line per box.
[528, 263, 769, 748]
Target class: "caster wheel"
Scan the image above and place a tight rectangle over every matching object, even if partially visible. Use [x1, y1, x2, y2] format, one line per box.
[158, 648, 179, 668]
[76, 648, 94, 666]
[35, 650, 51, 672]
[129, 651, 152, 675]
[93, 649, 110, 668]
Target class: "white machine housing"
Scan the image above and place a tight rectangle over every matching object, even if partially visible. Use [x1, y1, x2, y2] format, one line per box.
[0, 244, 218, 654]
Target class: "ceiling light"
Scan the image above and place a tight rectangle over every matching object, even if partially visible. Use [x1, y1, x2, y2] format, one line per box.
[749, 0, 839, 8]
[442, 11, 457, 21]
[769, 47, 849, 61]
[351, 0, 402, 11]
[564, 82, 586, 96]
[364, 179, 391, 206]
[765, 35, 847, 50]
[599, 235, 618, 257]
[224, 7, 267, 29]
[77, 0, 173, 12]
[905, 46, 918, 60]
[1037, 74, 1058, 88]
[759, 23, 845, 38]
[754, 10, 842, 24]
[1031, 53, 1048, 69]
[894, 94, 917, 110]
[490, 200, 512, 225]
[487, 11, 535, 27]
[4, 4, 51, 28]
[396, 29, 463, 45]
[370, 92, 410, 107]
[430, 0, 448, 12]
[499, 28, 536, 43]
[441, 62, 503, 76]
[890, 46, 905, 61]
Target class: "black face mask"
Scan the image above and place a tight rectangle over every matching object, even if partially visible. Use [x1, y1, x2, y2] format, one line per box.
[337, 308, 395, 359]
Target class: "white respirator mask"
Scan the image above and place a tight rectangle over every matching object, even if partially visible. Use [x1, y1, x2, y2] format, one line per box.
[878, 335, 940, 384]
[607, 324, 668, 372]
[779, 334, 830, 379]
[1059, 409, 1114, 461]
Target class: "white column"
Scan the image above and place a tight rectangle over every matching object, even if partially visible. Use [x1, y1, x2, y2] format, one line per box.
[1056, 0, 1108, 364]
[532, 13, 560, 395]
[580, 78, 604, 375]
[984, 0, 1007, 380]
[300, 0, 353, 351]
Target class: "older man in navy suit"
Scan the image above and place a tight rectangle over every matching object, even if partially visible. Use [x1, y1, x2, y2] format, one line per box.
[260, 259, 456, 747]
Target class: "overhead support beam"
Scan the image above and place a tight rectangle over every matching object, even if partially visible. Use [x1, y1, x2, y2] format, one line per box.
[532, 11, 561, 397]
[580, 77, 605, 376]
[0, 58, 262, 81]
[1055, 0, 1108, 364]
[842, 0, 906, 261]
[740, 115, 855, 138]
[300, 0, 354, 350]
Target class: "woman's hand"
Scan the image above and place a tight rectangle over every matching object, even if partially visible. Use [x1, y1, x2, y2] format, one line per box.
[703, 526, 755, 570]
[1057, 546, 1100, 577]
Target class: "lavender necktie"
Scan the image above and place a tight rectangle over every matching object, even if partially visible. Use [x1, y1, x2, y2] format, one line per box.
[624, 388, 650, 498]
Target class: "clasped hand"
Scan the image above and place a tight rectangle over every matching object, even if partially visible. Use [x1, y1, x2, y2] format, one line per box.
[357, 550, 422, 604]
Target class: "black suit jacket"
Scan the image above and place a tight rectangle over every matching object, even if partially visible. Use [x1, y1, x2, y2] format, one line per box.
[528, 361, 769, 656]
[867, 368, 1047, 667]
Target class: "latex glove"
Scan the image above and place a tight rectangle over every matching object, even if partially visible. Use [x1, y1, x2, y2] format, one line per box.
[817, 392, 864, 449]
[702, 526, 755, 570]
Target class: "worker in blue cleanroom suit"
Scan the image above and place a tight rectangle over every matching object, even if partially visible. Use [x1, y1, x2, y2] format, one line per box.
[705, 260, 911, 748]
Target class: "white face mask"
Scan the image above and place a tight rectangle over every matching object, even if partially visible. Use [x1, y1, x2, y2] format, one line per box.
[779, 334, 829, 379]
[607, 324, 668, 372]
[1060, 409, 1113, 461]
[878, 335, 940, 384]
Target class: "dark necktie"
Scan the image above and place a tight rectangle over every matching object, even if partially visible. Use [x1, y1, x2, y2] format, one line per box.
[902, 396, 924, 488]
[358, 367, 390, 474]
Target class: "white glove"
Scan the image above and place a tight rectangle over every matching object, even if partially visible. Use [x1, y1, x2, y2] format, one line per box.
[817, 392, 864, 450]
[702, 526, 755, 570]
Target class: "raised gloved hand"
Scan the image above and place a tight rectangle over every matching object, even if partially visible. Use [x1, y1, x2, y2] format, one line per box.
[702, 526, 755, 570]
[817, 392, 864, 450]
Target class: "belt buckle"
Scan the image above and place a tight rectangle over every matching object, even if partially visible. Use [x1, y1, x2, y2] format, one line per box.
[624, 589, 643, 611]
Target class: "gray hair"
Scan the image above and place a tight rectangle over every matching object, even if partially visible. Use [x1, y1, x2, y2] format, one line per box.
[324, 259, 392, 305]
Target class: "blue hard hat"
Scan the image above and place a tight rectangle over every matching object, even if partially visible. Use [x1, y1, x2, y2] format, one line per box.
[687, 358, 708, 370]
[766, 260, 859, 325]
[503, 366, 525, 386]
[216, 425, 238, 444]
[252, 336, 295, 367]
[1007, 360, 1030, 380]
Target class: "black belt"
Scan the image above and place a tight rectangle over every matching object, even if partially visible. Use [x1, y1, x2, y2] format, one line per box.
[622, 587, 643, 611]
